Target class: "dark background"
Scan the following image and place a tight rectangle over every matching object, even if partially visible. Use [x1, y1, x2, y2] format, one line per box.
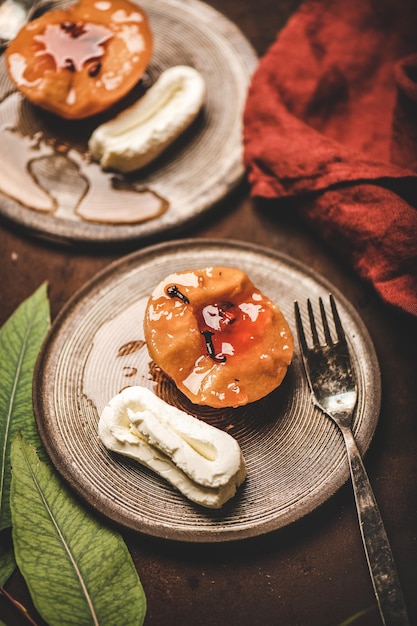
[1, 1, 416, 624]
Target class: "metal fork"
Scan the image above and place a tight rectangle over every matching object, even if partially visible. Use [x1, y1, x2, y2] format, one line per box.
[294, 295, 409, 626]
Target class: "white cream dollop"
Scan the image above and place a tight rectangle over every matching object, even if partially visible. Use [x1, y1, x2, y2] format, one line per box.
[88, 65, 206, 173]
[98, 385, 246, 508]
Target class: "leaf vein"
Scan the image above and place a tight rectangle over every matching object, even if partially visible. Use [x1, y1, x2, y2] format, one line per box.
[20, 439, 100, 626]
[0, 316, 34, 522]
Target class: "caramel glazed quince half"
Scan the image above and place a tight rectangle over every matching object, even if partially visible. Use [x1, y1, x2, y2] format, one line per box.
[144, 267, 294, 409]
[5, 0, 153, 119]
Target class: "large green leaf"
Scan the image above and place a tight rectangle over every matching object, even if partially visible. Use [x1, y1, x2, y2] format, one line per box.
[11, 435, 146, 626]
[0, 283, 50, 531]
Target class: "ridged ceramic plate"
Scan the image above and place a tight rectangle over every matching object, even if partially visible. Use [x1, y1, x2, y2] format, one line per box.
[0, 0, 257, 245]
[34, 239, 381, 541]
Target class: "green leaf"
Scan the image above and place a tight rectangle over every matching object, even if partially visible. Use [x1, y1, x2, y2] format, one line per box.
[10, 435, 146, 626]
[0, 283, 51, 531]
[0, 529, 16, 586]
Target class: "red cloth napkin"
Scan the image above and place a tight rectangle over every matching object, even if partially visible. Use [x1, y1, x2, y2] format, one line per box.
[243, 0, 417, 316]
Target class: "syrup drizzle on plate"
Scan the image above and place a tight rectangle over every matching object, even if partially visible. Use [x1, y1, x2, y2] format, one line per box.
[0, 91, 169, 224]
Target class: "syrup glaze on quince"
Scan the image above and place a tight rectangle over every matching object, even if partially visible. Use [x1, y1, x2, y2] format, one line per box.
[144, 267, 294, 408]
[5, 0, 153, 119]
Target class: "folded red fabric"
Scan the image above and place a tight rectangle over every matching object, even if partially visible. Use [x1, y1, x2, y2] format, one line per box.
[243, 0, 417, 316]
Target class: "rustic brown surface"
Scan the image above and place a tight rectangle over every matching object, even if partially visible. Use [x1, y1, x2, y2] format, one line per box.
[1, 1, 416, 625]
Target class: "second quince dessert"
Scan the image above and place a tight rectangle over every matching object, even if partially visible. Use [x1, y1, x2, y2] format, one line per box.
[5, 0, 152, 119]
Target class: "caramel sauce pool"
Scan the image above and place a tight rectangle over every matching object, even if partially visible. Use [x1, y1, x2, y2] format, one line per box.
[33, 22, 113, 75]
[0, 91, 169, 224]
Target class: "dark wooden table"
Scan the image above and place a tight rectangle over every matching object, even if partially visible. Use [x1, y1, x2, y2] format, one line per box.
[1, 1, 416, 625]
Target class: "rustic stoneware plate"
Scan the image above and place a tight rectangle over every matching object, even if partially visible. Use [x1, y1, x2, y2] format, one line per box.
[0, 0, 257, 245]
[33, 239, 381, 542]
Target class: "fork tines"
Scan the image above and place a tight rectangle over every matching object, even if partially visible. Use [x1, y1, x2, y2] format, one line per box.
[295, 294, 346, 349]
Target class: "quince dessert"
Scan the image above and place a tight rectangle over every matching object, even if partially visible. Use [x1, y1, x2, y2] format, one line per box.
[5, 0, 152, 119]
[144, 267, 294, 408]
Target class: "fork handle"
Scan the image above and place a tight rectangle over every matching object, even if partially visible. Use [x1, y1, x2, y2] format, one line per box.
[341, 426, 409, 626]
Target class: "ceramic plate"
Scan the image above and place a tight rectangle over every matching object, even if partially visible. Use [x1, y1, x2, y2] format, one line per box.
[0, 0, 257, 245]
[34, 239, 381, 541]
